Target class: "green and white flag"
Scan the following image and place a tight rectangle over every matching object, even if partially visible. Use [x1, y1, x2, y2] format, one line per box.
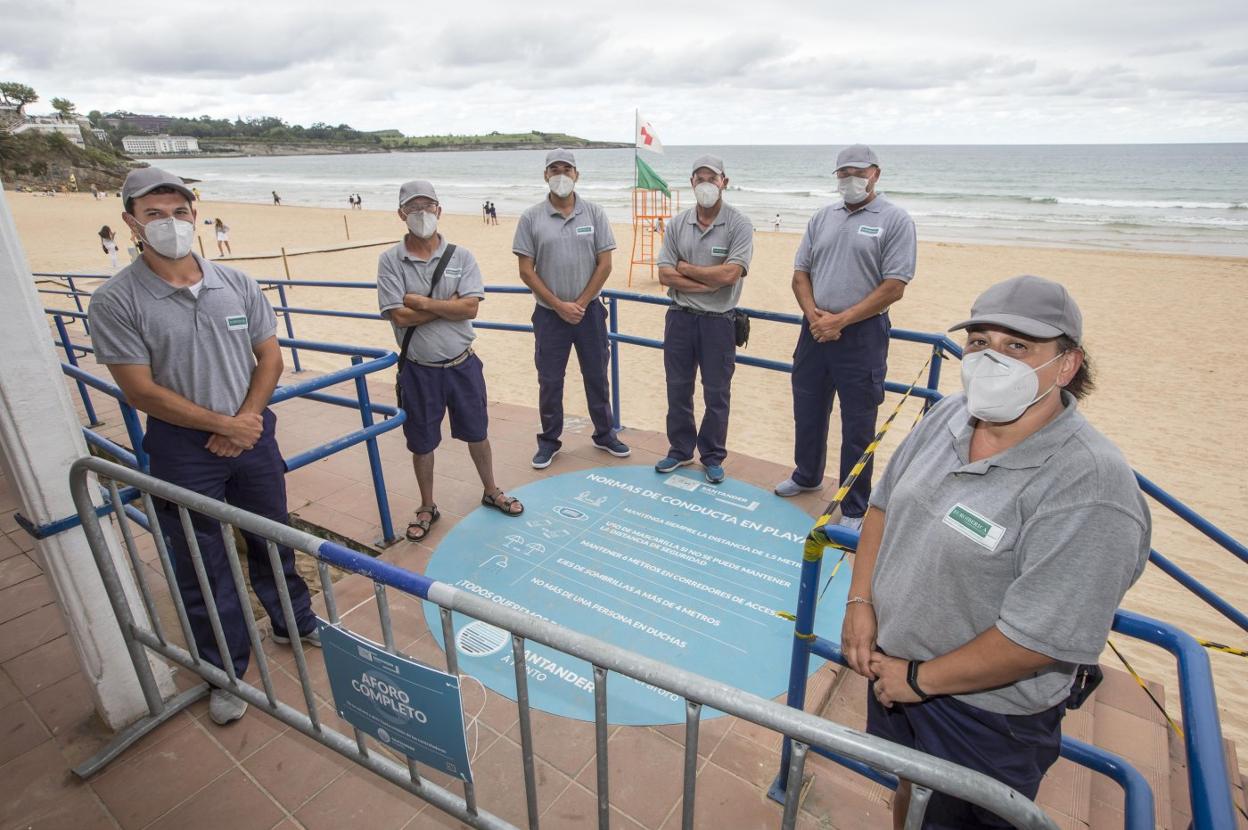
[635, 155, 670, 196]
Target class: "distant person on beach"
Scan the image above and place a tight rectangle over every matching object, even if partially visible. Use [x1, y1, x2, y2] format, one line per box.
[192, 186, 201, 201]
[774, 145, 916, 530]
[655, 154, 753, 484]
[513, 148, 629, 469]
[488, 201, 499, 225]
[378, 179, 525, 542]
[773, 213, 781, 231]
[272, 190, 281, 206]
[355, 193, 362, 210]
[842, 275, 1150, 829]
[214, 218, 232, 256]
[98, 225, 119, 269]
[88, 167, 319, 727]
[482, 201, 489, 224]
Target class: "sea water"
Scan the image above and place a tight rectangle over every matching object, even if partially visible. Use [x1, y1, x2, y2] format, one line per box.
[162, 143, 1248, 257]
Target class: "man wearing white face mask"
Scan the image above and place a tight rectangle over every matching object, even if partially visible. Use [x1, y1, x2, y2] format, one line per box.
[513, 148, 627, 469]
[378, 180, 525, 544]
[841, 275, 1150, 830]
[655, 155, 754, 484]
[776, 145, 917, 534]
[88, 167, 319, 727]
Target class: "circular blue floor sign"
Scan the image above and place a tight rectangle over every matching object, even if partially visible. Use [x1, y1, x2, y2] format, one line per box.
[422, 466, 850, 725]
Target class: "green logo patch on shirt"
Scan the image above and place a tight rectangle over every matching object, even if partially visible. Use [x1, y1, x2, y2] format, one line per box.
[226, 315, 248, 331]
[858, 226, 882, 236]
[575, 225, 594, 235]
[942, 503, 1006, 551]
[711, 246, 729, 256]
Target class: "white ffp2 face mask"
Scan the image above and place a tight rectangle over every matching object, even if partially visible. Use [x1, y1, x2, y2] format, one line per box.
[960, 349, 1065, 423]
[547, 174, 575, 198]
[693, 181, 721, 209]
[140, 217, 196, 259]
[837, 175, 871, 204]
[405, 211, 438, 239]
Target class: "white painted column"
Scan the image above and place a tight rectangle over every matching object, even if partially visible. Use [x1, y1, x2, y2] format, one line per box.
[0, 181, 173, 728]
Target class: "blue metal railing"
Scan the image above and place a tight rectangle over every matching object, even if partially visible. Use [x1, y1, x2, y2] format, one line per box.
[45, 303, 404, 544]
[36, 271, 1247, 826]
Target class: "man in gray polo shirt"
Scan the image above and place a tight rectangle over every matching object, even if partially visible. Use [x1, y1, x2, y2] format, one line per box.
[513, 148, 629, 469]
[841, 275, 1150, 827]
[88, 167, 318, 727]
[655, 154, 754, 484]
[775, 145, 917, 532]
[378, 180, 524, 543]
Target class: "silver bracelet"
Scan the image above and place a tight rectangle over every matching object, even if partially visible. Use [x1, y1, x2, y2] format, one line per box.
[846, 596, 873, 606]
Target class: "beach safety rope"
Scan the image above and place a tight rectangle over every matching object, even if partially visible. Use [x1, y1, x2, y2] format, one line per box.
[776, 351, 936, 629]
[1198, 639, 1248, 658]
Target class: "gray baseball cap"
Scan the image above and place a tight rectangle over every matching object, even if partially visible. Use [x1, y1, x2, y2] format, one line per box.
[122, 167, 195, 208]
[835, 144, 880, 171]
[949, 275, 1084, 343]
[691, 154, 724, 176]
[398, 180, 438, 207]
[545, 148, 576, 169]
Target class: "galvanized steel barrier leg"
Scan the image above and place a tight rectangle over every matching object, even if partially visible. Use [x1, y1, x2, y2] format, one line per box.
[512, 635, 541, 829]
[904, 784, 932, 830]
[352, 355, 397, 545]
[267, 539, 320, 729]
[440, 607, 479, 816]
[681, 699, 701, 829]
[594, 665, 610, 830]
[779, 741, 809, 829]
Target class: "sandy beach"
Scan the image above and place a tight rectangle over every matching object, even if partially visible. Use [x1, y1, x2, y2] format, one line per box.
[13, 191, 1248, 747]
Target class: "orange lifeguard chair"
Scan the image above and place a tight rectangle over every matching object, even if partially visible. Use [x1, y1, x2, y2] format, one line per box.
[629, 155, 677, 285]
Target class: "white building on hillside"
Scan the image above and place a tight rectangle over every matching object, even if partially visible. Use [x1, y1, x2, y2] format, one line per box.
[121, 134, 200, 155]
[12, 116, 85, 147]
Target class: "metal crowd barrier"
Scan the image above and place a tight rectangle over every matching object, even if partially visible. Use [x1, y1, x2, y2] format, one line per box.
[70, 456, 1059, 830]
[775, 524, 1236, 830]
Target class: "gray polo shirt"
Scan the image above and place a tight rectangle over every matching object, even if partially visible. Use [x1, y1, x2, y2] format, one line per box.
[657, 203, 753, 313]
[512, 195, 616, 309]
[795, 195, 916, 313]
[88, 253, 277, 416]
[868, 391, 1150, 715]
[377, 237, 486, 363]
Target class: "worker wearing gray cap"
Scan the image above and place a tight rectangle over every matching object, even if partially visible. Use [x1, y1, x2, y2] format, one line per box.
[377, 179, 525, 544]
[88, 167, 318, 727]
[513, 149, 629, 469]
[655, 154, 754, 485]
[776, 145, 917, 532]
[843, 275, 1149, 829]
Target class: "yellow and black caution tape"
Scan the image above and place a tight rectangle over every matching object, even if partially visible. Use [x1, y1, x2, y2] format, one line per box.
[1198, 639, 1248, 658]
[1107, 640, 1184, 739]
[776, 350, 936, 626]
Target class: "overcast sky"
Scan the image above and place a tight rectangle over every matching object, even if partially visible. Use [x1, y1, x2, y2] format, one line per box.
[3, 0, 1246, 144]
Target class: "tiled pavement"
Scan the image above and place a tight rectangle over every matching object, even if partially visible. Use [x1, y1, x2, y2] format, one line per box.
[4, 353, 1244, 829]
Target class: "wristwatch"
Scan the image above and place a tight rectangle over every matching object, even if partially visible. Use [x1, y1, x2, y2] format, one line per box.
[907, 660, 932, 701]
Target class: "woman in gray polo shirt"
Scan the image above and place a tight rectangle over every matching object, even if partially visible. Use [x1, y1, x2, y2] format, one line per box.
[840, 275, 1151, 829]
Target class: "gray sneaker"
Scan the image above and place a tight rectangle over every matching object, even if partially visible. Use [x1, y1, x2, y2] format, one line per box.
[774, 478, 822, 497]
[209, 689, 248, 725]
[272, 625, 322, 649]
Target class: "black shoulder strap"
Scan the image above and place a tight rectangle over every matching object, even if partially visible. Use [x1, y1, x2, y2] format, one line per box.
[399, 243, 457, 361]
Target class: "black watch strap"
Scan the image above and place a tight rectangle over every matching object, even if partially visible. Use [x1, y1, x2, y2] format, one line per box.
[907, 660, 932, 701]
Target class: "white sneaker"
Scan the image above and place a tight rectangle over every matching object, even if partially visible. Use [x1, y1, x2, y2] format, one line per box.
[209, 689, 248, 725]
[837, 515, 864, 531]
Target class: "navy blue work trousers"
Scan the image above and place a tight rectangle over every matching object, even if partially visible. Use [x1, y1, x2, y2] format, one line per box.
[532, 300, 616, 452]
[663, 307, 736, 466]
[144, 409, 315, 677]
[790, 314, 889, 517]
[867, 687, 1065, 829]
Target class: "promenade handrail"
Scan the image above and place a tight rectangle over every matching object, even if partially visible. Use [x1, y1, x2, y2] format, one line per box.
[70, 456, 1060, 830]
